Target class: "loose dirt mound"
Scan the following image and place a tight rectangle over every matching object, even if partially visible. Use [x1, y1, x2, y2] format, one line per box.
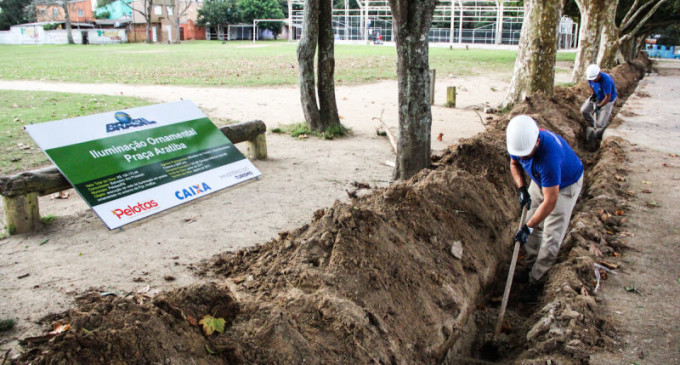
[14, 60, 648, 365]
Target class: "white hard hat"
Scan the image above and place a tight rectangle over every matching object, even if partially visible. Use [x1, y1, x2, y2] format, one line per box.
[586, 64, 600, 80]
[506, 115, 539, 156]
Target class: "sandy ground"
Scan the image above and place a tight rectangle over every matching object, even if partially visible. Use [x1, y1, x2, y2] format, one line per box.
[0, 72, 551, 352]
[589, 59, 680, 364]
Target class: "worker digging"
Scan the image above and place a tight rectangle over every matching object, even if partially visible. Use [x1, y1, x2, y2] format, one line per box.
[506, 115, 585, 300]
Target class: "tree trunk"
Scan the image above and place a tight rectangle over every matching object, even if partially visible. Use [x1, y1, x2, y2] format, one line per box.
[316, 0, 342, 132]
[596, 0, 619, 68]
[145, 0, 154, 43]
[571, 0, 605, 82]
[388, 0, 437, 181]
[297, 0, 321, 129]
[61, 1, 74, 44]
[504, 0, 561, 107]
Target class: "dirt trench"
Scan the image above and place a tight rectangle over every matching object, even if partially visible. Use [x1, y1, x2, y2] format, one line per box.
[13, 60, 649, 365]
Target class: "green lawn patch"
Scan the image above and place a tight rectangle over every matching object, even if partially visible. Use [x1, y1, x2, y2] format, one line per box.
[0, 90, 151, 174]
[0, 42, 575, 87]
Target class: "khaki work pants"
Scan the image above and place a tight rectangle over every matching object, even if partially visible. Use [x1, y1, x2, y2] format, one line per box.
[524, 175, 583, 283]
[581, 99, 614, 129]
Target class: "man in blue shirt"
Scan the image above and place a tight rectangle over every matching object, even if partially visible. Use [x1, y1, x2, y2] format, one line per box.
[581, 64, 618, 139]
[506, 115, 584, 288]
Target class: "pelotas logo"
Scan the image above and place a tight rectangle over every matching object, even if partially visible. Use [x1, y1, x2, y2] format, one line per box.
[175, 182, 212, 200]
[112, 200, 159, 219]
[106, 111, 157, 133]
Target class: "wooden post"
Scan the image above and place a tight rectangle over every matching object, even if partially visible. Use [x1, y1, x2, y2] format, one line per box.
[247, 133, 268, 160]
[3, 193, 40, 234]
[446, 86, 457, 108]
[429, 69, 436, 105]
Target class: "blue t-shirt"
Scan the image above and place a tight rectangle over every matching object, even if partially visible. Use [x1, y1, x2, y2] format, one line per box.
[510, 130, 584, 189]
[589, 72, 617, 103]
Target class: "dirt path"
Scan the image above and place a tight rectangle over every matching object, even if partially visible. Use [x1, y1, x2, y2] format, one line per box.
[589, 59, 680, 364]
[0, 75, 518, 353]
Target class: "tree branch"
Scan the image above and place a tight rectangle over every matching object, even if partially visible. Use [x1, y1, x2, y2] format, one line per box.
[620, 0, 642, 27]
[619, 0, 668, 42]
[620, 0, 656, 32]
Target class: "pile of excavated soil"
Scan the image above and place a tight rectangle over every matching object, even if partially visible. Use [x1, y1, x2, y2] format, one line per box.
[14, 60, 649, 365]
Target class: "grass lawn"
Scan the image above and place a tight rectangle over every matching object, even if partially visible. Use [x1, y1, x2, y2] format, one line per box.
[0, 90, 151, 174]
[0, 41, 575, 87]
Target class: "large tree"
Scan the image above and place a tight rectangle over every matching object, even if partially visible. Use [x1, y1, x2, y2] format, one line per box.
[166, 0, 192, 43]
[570, 0, 679, 77]
[598, 0, 670, 66]
[570, 0, 605, 82]
[124, 0, 154, 43]
[296, 0, 344, 135]
[238, 0, 284, 37]
[504, 0, 562, 106]
[0, 0, 34, 30]
[387, 0, 437, 180]
[196, 0, 239, 39]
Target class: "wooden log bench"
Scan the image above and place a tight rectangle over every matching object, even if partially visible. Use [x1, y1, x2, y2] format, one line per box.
[0, 120, 267, 235]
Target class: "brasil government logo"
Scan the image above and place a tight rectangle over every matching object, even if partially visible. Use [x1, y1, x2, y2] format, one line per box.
[107, 111, 157, 133]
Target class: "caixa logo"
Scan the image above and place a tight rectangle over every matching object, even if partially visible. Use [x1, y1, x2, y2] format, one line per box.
[112, 200, 159, 219]
[106, 111, 157, 133]
[175, 182, 212, 200]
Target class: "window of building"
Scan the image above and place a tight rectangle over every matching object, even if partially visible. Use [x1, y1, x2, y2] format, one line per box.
[78, 9, 84, 17]
[166, 6, 173, 16]
[52, 8, 59, 18]
[154, 5, 162, 15]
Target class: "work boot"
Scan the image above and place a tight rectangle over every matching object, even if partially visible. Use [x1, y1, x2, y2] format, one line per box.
[585, 127, 595, 143]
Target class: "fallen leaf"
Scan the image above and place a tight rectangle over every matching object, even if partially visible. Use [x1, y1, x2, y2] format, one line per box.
[205, 344, 219, 355]
[642, 189, 651, 194]
[615, 210, 625, 216]
[641, 180, 652, 185]
[647, 200, 660, 207]
[669, 153, 678, 158]
[612, 251, 621, 257]
[580, 287, 589, 296]
[187, 315, 198, 326]
[626, 190, 635, 196]
[199, 314, 225, 336]
[39, 239, 49, 246]
[614, 175, 625, 182]
[49, 322, 70, 335]
[436, 133, 443, 142]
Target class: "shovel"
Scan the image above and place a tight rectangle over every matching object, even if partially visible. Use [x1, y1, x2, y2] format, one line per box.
[493, 204, 528, 339]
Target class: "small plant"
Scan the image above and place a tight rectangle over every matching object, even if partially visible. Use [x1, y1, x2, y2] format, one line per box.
[323, 125, 347, 140]
[490, 87, 497, 92]
[41, 214, 56, 224]
[289, 123, 313, 138]
[271, 127, 284, 134]
[0, 318, 16, 332]
[42, 23, 60, 31]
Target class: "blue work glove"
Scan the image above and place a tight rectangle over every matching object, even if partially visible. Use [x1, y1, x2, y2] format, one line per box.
[514, 224, 533, 246]
[518, 186, 531, 210]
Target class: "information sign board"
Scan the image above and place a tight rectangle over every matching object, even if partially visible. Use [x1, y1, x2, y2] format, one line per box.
[25, 100, 261, 229]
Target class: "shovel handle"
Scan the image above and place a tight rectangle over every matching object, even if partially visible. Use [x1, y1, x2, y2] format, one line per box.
[493, 205, 528, 338]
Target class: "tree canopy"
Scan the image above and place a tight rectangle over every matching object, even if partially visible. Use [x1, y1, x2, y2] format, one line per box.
[196, 0, 240, 27]
[237, 0, 284, 35]
[0, 0, 34, 30]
